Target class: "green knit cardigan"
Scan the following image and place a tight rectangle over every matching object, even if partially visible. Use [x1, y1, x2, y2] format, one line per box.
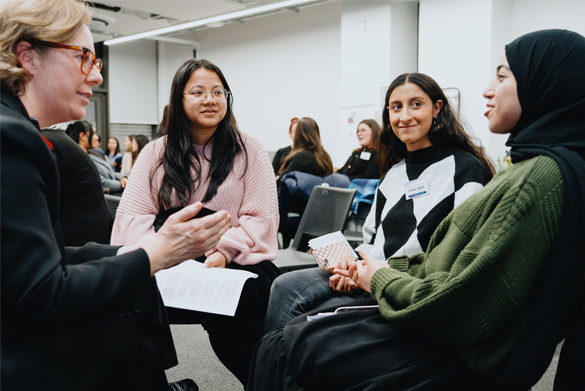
[370, 155, 564, 378]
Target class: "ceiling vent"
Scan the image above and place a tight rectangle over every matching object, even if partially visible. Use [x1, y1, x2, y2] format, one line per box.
[90, 13, 115, 32]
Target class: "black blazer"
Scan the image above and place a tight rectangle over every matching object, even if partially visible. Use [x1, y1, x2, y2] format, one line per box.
[272, 145, 292, 175]
[41, 128, 111, 246]
[337, 148, 381, 180]
[0, 89, 176, 390]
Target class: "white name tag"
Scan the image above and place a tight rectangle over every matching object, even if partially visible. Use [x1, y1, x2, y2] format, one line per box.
[405, 178, 429, 200]
[360, 151, 371, 161]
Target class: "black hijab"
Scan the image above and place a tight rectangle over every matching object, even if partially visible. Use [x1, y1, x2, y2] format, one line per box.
[490, 29, 585, 390]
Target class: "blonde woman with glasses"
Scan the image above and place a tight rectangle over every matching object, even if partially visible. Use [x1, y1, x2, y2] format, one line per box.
[1, 1, 231, 390]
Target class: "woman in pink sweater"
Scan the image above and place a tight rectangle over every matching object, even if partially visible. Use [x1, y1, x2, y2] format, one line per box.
[111, 59, 280, 386]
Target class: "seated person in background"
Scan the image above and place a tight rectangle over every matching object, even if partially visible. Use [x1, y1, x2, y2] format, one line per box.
[66, 120, 128, 195]
[276, 117, 333, 180]
[132, 133, 150, 161]
[120, 134, 134, 176]
[111, 58, 280, 386]
[336, 119, 382, 180]
[272, 117, 297, 175]
[89, 132, 107, 159]
[1, 1, 232, 389]
[106, 136, 122, 172]
[41, 126, 112, 246]
[248, 29, 585, 391]
[264, 72, 494, 333]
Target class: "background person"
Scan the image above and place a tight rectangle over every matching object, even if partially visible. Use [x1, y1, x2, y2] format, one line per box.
[107, 136, 123, 172]
[248, 29, 585, 391]
[111, 58, 280, 386]
[41, 125, 112, 246]
[265, 72, 494, 333]
[120, 134, 135, 176]
[90, 132, 106, 159]
[67, 120, 128, 195]
[0, 1, 231, 390]
[272, 117, 297, 175]
[276, 116, 333, 180]
[132, 133, 150, 163]
[336, 119, 382, 180]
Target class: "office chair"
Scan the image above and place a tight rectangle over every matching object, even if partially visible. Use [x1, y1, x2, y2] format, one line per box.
[104, 194, 122, 222]
[274, 185, 357, 272]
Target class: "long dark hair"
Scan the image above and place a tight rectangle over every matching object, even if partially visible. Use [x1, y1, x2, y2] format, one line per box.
[132, 134, 149, 165]
[66, 120, 94, 145]
[107, 137, 120, 155]
[280, 117, 333, 175]
[157, 59, 247, 209]
[379, 73, 495, 180]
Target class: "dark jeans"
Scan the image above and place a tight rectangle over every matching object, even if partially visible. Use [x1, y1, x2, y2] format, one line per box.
[264, 267, 370, 334]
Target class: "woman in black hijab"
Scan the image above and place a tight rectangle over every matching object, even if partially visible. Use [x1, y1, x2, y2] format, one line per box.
[247, 29, 585, 391]
[485, 29, 585, 390]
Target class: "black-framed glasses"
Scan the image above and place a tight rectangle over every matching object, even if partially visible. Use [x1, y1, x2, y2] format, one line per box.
[31, 39, 102, 75]
[183, 88, 229, 102]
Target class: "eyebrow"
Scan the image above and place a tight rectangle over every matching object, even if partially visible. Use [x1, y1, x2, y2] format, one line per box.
[389, 96, 426, 105]
[188, 84, 223, 89]
[496, 64, 511, 72]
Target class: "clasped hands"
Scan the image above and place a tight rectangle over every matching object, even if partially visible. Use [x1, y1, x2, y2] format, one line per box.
[329, 251, 389, 293]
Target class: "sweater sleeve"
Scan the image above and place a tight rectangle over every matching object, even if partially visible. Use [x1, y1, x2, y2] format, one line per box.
[110, 142, 161, 246]
[369, 157, 564, 348]
[90, 154, 122, 193]
[207, 136, 279, 265]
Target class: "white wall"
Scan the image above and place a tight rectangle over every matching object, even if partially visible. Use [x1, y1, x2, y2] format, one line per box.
[157, 42, 197, 119]
[109, 39, 158, 124]
[337, 1, 417, 167]
[193, 1, 343, 161]
[419, 1, 495, 157]
[418, 0, 585, 165]
[106, 0, 585, 166]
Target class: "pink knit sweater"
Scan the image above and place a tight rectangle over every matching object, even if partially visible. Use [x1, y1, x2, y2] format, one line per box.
[111, 133, 279, 265]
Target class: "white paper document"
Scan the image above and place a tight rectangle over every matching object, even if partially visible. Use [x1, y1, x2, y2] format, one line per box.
[155, 260, 258, 316]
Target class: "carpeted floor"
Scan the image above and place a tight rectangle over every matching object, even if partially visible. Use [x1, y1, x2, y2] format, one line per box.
[166, 324, 244, 391]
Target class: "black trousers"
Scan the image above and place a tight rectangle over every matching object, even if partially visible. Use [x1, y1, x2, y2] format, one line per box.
[91, 318, 170, 391]
[166, 260, 280, 387]
[248, 298, 488, 391]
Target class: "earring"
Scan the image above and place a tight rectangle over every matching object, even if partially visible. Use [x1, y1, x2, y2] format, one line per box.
[432, 117, 437, 126]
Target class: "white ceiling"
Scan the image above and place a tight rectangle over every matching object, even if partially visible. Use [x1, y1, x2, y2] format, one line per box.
[89, 0, 303, 43]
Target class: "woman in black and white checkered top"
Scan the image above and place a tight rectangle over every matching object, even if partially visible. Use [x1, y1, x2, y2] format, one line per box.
[264, 73, 495, 333]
